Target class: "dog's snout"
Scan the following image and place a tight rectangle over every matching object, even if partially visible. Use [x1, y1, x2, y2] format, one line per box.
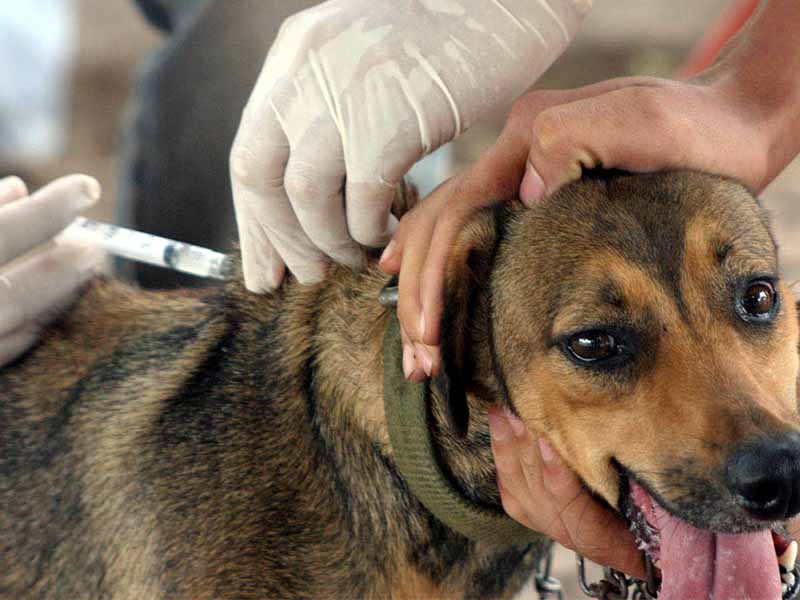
[726, 433, 800, 521]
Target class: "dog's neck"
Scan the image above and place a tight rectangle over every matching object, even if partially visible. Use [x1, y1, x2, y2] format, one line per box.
[281, 261, 504, 511]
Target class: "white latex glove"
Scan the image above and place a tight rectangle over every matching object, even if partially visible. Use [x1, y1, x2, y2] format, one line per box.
[0, 174, 105, 366]
[231, 0, 592, 291]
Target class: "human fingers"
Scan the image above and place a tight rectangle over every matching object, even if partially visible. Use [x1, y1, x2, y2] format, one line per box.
[400, 323, 425, 384]
[534, 435, 645, 578]
[0, 174, 100, 265]
[233, 0, 591, 291]
[391, 188, 450, 377]
[0, 328, 38, 367]
[489, 407, 645, 578]
[414, 134, 529, 346]
[0, 242, 105, 365]
[283, 119, 363, 270]
[519, 80, 765, 204]
[394, 79, 662, 348]
[231, 108, 323, 290]
[0, 176, 28, 206]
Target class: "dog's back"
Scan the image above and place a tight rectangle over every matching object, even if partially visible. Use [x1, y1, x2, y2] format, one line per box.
[0, 283, 226, 597]
[1, 261, 534, 599]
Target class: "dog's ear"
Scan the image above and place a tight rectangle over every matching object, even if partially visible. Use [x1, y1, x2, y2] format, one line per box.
[436, 208, 502, 438]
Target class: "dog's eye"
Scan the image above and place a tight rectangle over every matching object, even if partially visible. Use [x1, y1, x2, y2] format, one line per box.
[737, 280, 778, 322]
[566, 331, 618, 362]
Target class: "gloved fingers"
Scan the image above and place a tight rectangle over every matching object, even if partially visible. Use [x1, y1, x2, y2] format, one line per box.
[283, 120, 362, 269]
[0, 241, 105, 344]
[0, 176, 28, 206]
[0, 328, 38, 367]
[0, 174, 100, 266]
[344, 177, 402, 249]
[341, 83, 427, 249]
[232, 190, 286, 293]
[231, 104, 323, 291]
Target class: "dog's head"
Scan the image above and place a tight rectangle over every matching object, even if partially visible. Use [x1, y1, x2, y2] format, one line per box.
[442, 170, 800, 598]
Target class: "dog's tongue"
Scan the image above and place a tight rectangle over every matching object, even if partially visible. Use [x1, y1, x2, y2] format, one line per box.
[631, 483, 781, 599]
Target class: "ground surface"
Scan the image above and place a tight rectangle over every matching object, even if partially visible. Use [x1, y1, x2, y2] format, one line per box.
[8, 1, 800, 597]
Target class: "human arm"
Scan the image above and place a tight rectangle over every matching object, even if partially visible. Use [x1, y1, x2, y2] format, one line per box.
[0, 175, 104, 366]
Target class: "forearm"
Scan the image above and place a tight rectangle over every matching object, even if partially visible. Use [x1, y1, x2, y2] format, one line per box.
[705, 0, 800, 186]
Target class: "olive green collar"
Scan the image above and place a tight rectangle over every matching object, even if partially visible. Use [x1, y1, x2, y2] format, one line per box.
[383, 312, 542, 546]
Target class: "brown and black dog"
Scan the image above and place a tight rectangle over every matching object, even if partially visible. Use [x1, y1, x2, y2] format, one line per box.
[1, 171, 799, 599]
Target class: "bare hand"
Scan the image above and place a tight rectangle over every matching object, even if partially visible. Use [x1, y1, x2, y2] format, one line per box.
[488, 406, 645, 578]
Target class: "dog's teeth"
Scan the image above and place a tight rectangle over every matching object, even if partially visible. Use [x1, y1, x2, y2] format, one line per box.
[780, 541, 798, 572]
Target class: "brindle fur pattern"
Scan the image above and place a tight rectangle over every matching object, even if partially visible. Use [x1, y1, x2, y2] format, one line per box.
[1, 171, 798, 598]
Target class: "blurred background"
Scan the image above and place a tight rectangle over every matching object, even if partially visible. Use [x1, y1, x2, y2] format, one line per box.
[2, 0, 798, 596]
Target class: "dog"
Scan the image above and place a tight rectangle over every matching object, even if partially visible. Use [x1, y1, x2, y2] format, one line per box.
[1, 170, 799, 599]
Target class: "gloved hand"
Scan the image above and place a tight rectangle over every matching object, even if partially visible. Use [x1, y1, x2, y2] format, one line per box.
[0, 174, 104, 366]
[230, 0, 591, 292]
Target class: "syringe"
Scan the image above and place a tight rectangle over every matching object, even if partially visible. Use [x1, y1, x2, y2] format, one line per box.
[59, 217, 233, 280]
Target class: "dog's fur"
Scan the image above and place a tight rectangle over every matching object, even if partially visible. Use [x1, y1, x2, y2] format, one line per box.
[1, 171, 798, 599]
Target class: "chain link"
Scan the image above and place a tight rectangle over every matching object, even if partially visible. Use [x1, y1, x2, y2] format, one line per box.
[536, 545, 800, 600]
[574, 554, 659, 600]
[534, 542, 564, 600]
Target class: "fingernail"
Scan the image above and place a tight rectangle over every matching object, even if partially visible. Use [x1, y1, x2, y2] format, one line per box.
[489, 411, 511, 442]
[379, 240, 396, 264]
[402, 344, 415, 380]
[520, 161, 545, 207]
[416, 344, 433, 377]
[503, 408, 526, 438]
[409, 367, 426, 384]
[538, 437, 557, 464]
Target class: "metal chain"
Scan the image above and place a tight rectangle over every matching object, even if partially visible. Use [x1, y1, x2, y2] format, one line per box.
[535, 542, 564, 600]
[576, 555, 659, 600]
[538, 541, 800, 600]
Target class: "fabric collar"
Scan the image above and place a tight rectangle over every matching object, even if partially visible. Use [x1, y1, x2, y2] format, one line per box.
[383, 312, 543, 546]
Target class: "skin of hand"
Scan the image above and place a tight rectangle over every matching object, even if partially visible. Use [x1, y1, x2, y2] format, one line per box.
[0, 174, 105, 366]
[380, 0, 800, 574]
[229, 0, 591, 293]
[488, 406, 646, 578]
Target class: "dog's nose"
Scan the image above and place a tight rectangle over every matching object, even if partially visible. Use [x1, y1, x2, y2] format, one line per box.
[725, 432, 800, 521]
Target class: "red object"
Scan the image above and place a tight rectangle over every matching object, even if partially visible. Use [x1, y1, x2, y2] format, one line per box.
[678, 0, 759, 78]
